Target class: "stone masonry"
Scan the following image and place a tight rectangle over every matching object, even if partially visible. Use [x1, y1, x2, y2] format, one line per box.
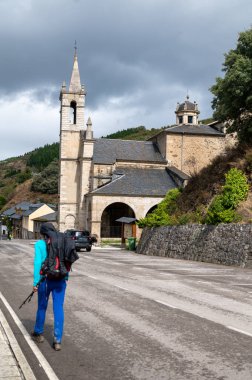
[137, 224, 252, 267]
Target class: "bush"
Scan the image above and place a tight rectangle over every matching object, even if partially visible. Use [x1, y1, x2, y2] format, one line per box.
[204, 168, 248, 224]
[137, 188, 181, 228]
[0, 196, 7, 208]
[4, 168, 21, 178]
[16, 168, 32, 184]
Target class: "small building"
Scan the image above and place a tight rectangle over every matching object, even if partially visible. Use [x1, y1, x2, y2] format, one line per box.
[33, 211, 58, 239]
[2, 202, 56, 239]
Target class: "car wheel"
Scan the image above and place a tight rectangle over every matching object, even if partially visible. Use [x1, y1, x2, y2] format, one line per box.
[76, 248, 80, 252]
[86, 247, 91, 252]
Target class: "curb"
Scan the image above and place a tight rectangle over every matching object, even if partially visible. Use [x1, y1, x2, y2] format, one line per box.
[0, 308, 36, 380]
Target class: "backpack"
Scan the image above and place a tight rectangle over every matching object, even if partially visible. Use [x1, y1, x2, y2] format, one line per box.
[40, 231, 79, 280]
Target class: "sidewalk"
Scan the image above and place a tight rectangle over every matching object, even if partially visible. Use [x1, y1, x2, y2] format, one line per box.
[0, 308, 36, 380]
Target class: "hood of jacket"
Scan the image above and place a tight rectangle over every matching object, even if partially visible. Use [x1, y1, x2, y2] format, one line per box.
[40, 223, 56, 238]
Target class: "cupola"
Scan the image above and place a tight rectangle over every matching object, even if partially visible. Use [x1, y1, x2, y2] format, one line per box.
[175, 96, 200, 125]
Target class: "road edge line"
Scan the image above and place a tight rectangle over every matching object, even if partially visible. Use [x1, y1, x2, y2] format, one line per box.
[0, 291, 60, 380]
[0, 307, 36, 380]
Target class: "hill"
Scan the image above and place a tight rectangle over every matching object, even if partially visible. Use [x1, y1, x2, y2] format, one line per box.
[0, 127, 162, 211]
[0, 144, 59, 211]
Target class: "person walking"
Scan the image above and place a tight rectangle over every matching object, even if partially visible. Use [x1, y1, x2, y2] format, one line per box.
[31, 223, 67, 351]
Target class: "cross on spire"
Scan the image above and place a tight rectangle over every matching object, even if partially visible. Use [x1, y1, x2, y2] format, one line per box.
[74, 40, 77, 57]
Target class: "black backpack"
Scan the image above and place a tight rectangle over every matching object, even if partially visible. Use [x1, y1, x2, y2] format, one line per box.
[40, 224, 79, 280]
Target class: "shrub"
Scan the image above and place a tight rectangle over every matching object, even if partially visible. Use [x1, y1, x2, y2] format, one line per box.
[4, 168, 21, 178]
[0, 196, 6, 208]
[16, 169, 32, 184]
[204, 168, 248, 224]
[137, 188, 181, 228]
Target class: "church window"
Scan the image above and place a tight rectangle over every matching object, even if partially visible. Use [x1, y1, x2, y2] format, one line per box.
[178, 116, 183, 124]
[188, 116, 193, 124]
[69, 101, 77, 124]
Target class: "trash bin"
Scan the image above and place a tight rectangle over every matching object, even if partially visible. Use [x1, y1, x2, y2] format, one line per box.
[127, 237, 136, 250]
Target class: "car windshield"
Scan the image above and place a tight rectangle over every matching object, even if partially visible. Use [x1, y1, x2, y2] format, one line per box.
[76, 231, 89, 238]
[65, 230, 90, 237]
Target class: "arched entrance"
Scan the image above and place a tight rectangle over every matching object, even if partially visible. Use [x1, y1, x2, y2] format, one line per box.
[146, 204, 158, 216]
[101, 202, 135, 238]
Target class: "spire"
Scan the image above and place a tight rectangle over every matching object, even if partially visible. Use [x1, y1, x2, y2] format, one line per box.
[69, 43, 81, 93]
[85, 117, 93, 139]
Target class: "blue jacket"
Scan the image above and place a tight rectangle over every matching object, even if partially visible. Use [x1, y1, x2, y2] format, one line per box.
[33, 240, 47, 286]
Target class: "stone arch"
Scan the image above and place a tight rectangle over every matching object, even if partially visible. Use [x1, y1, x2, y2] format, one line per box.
[64, 214, 76, 230]
[100, 202, 135, 238]
[145, 204, 158, 216]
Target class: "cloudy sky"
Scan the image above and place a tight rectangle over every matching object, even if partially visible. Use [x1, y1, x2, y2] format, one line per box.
[0, 0, 251, 160]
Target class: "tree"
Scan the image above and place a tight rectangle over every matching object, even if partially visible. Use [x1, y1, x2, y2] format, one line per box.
[210, 27, 252, 142]
[31, 159, 59, 194]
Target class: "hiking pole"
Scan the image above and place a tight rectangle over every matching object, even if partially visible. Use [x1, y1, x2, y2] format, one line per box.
[19, 277, 45, 309]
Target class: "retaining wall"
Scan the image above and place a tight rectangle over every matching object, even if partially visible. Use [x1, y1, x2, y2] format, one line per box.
[137, 224, 252, 267]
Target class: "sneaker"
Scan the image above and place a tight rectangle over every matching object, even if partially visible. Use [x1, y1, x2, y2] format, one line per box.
[31, 331, 44, 343]
[53, 341, 61, 351]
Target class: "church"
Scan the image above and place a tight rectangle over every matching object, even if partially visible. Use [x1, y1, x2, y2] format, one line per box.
[58, 52, 233, 240]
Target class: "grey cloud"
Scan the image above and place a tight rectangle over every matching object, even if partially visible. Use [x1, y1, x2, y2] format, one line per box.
[0, 0, 252, 159]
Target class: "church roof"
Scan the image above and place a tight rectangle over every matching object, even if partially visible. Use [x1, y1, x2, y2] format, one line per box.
[91, 167, 177, 196]
[165, 124, 225, 136]
[177, 100, 198, 112]
[93, 139, 167, 164]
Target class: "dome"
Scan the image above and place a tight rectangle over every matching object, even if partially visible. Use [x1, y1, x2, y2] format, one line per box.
[175, 96, 199, 114]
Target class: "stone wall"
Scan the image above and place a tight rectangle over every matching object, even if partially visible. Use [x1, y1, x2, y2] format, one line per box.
[137, 224, 252, 267]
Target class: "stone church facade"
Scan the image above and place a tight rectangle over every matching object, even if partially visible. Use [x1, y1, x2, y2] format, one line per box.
[58, 52, 234, 239]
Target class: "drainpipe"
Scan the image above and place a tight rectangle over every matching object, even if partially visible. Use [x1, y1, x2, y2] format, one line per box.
[181, 132, 184, 171]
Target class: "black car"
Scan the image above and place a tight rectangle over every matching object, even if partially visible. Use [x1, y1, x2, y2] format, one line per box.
[65, 229, 92, 252]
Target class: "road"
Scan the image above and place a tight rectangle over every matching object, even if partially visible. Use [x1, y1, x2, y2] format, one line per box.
[0, 240, 252, 380]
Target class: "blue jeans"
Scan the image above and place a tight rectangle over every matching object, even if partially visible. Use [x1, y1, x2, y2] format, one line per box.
[34, 279, 67, 343]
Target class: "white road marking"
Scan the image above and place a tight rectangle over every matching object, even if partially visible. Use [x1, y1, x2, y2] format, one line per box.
[197, 281, 209, 284]
[226, 326, 252, 338]
[115, 286, 129, 291]
[0, 291, 60, 380]
[159, 272, 234, 277]
[87, 275, 97, 280]
[155, 300, 177, 309]
[0, 308, 36, 380]
[185, 274, 234, 277]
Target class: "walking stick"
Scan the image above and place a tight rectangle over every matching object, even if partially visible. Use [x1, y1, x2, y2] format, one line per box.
[19, 277, 45, 309]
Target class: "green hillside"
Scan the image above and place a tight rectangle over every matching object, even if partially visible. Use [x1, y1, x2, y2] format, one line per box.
[0, 126, 163, 211]
[102, 126, 166, 140]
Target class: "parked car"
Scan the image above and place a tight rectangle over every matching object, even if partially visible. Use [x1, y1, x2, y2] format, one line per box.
[65, 229, 92, 252]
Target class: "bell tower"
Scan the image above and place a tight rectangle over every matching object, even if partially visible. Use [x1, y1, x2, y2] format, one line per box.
[58, 48, 86, 231]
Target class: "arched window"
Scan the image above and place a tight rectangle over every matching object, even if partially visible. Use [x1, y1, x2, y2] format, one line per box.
[69, 101, 77, 124]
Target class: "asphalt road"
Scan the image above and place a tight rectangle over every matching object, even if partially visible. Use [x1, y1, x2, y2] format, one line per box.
[0, 240, 252, 380]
